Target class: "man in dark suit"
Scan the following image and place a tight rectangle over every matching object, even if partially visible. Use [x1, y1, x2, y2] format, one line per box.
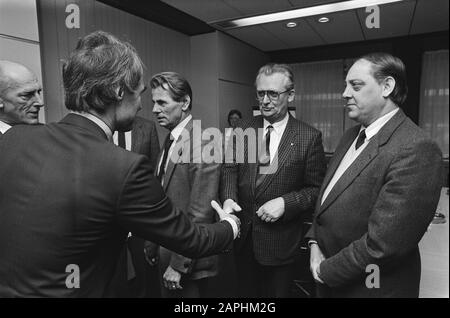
[308, 53, 443, 298]
[151, 72, 221, 297]
[0, 60, 44, 135]
[221, 63, 326, 297]
[110, 116, 161, 298]
[0, 30, 239, 297]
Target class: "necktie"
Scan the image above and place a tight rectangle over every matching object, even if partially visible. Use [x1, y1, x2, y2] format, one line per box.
[157, 134, 175, 182]
[355, 129, 366, 150]
[118, 131, 126, 149]
[256, 125, 274, 189]
[259, 125, 274, 166]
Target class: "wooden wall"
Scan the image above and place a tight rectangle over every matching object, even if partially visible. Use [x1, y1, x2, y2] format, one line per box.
[37, 0, 191, 143]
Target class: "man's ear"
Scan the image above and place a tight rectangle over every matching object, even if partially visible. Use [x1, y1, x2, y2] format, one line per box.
[115, 86, 124, 100]
[181, 95, 191, 111]
[382, 76, 396, 98]
[288, 89, 295, 103]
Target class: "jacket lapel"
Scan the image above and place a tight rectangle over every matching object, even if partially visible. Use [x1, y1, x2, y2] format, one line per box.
[317, 126, 360, 204]
[255, 116, 295, 199]
[248, 117, 263, 198]
[163, 118, 193, 191]
[318, 109, 407, 216]
[131, 119, 143, 153]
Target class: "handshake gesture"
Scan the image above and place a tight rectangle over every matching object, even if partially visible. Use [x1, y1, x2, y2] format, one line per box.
[211, 199, 242, 239]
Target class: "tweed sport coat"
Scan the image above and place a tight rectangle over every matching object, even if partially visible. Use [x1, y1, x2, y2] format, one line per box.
[221, 115, 326, 265]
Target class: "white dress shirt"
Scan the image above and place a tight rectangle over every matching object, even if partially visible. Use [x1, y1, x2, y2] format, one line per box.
[321, 108, 399, 205]
[113, 131, 132, 151]
[263, 112, 289, 163]
[0, 120, 11, 134]
[156, 114, 192, 178]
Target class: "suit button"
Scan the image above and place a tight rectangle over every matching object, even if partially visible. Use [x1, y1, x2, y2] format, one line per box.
[316, 218, 322, 226]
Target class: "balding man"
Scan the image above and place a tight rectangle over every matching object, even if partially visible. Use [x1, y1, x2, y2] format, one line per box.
[0, 60, 44, 135]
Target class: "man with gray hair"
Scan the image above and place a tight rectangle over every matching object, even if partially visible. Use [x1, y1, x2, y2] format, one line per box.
[0, 31, 239, 297]
[0, 60, 44, 135]
[221, 63, 326, 297]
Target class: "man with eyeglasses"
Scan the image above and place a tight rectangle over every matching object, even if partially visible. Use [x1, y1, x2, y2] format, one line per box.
[221, 63, 326, 297]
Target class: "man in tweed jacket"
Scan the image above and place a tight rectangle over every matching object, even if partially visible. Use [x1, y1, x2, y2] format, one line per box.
[221, 63, 326, 297]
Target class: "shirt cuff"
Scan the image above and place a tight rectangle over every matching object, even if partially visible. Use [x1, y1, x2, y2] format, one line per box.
[222, 217, 239, 239]
[308, 239, 318, 248]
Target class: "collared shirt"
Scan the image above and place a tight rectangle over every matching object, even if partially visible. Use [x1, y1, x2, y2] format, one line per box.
[156, 114, 192, 177]
[263, 112, 289, 163]
[0, 120, 11, 134]
[321, 108, 399, 205]
[113, 131, 132, 151]
[71, 111, 113, 141]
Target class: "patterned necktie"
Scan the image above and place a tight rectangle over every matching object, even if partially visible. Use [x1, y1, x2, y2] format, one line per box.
[256, 125, 274, 189]
[157, 134, 175, 182]
[258, 125, 274, 167]
[118, 131, 126, 149]
[355, 129, 366, 150]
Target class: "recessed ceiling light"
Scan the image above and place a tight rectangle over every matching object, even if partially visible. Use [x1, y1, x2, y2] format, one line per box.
[211, 0, 404, 29]
[286, 21, 297, 28]
[318, 17, 330, 23]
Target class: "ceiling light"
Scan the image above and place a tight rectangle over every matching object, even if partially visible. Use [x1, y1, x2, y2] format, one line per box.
[286, 21, 297, 28]
[318, 17, 330, 23]
[211, 0, 404, 29]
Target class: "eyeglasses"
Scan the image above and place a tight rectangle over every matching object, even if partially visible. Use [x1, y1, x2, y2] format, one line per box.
[256, 89, 292, 102]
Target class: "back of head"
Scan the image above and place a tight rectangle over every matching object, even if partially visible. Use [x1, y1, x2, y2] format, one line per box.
[150, 72, 193, 109]
[358, 52, 408, 106]
[62, 31, 144, 113]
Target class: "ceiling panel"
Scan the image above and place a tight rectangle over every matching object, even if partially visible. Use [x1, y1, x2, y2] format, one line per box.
[226, 25, 290, 51]
[288, 0, 345, 9]
[306, 10, 365, 44]
[410, 0, 449, 35]
[261, 19, 326, 49]
[223, 0, 293, 16]
[357, 0, 416, 40]
[161, 0, 241, 22]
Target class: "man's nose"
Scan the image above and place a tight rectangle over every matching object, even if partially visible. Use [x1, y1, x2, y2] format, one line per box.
[262, 93, 271, 104]
[34, 93, 44, 108]
[342, 86, 351, 99]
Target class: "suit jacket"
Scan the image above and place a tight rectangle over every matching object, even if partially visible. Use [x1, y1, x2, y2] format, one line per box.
[221, 115, 326, 265]
[131, 116, 160, 170]
[0, 113, 233, 297]
[110, 116, 160, 297]
[158, 118, 220, 280]
[308, 109, 443, 298]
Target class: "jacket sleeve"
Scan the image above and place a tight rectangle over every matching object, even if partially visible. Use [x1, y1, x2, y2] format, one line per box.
[169, 139, 221, 274]
[282, 131, 326, 222]
[116, 156, 233, 259]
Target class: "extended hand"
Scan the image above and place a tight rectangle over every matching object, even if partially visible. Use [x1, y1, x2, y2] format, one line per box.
[256, 197, 285, 223]
[163, 265, 183, 290]
[211, 200, 241, 238]
[310, 243, 325, 284]
[222, 199, 242, 214]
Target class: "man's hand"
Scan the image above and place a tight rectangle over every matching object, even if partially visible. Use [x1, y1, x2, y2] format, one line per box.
[163, 265, 182, 290]
[310, 243, 325, 284]
[211, 200, 241, 238]
[222, 199, 242, 214]
[143, 241, 159, 266]
[256, 197, 285, 223]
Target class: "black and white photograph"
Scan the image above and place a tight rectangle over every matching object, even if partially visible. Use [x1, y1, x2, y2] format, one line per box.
[0, 0, 448, 302]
